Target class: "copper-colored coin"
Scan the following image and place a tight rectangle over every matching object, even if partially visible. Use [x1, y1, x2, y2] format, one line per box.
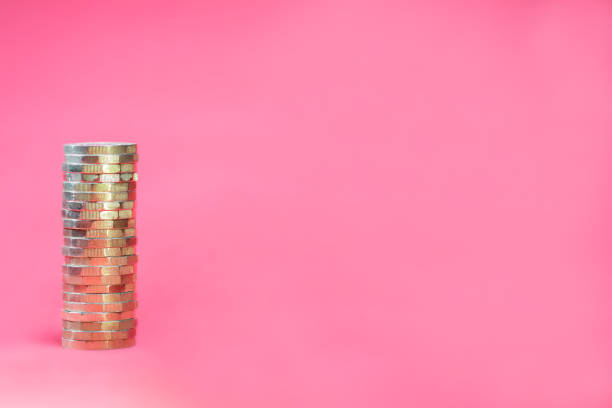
[63, 191, 136, 202]
[63, 283, 136, 293]
[63, 291, 136, 303]
[64, 237, 137, 248]
[63, 181, 137, 192]
[62, 209, 135, 220]
[63, 318, 136, 331]
[63, 300, 137, 313]
[62, 246, 136, 257]
[64, 254, 137, 266]
[64, 153, 138, 164]
[63, 265, 136, 276]
[62, 163, 136, 174]
[62, 337, 135, 350]
[63, 200, 135, 211]
[64, 143, 137, 155]
[62, 328, 136, 341]
[63, 274, 136, 285]
[64, 173, 138, 182]
[64, 228, 136, 238]
[62, 310, 136, 322]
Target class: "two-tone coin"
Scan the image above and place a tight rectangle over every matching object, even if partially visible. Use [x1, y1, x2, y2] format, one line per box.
[63, 200, 135, 211]
[62, 163, 136, 173]
[62, 209, 134, 220]
[61, 310, 136, 322]
[63, 318, 136, 331]
[62, 328, 136, 341]
[62, 283, 136, 293]
[64, 237, 137, 248]
[63, 301, 137, 313]
[63, 191, 136, 201]
[63, 291, 136, 303]
[64, 154, 138, 164]
[62, 265, 136, 276]
[64, 173, 138, 182]
[63, 228, 136, 238]
[63, 182, 137, 192]
[62, 337, 135, 350]
[64, 143, 137, 155]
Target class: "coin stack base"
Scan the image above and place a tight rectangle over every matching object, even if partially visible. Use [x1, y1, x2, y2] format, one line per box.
[62, 143, 138, 350]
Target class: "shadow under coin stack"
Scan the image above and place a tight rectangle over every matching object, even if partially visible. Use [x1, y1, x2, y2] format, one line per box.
[62, 143, 138, 350]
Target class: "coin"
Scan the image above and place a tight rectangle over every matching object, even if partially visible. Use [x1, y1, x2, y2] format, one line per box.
[63, 319, 136, 331]
[62, 283, 136, 293]
[63, 301, 137, 313]
[62, 265, 136, 276]
[61, 310, 136, 322]
[64, 143, 137, 155]
[63, 191, 136, 201]
[63, 328, 135, 341]
[62, 181, 137, 192]
[64, 153, 138, 164]
[63, 228, 136, 238]
[63, 172, 138, 182]
[63, 200, 135, 211]
[62, 328, 136, 341]
[62, 337, 135, 350]
[62, 209, 135, 220]
[63, 291, 136, 303]
[64, 237, 137, 248]
[63, 218, 136, 229]
[64, 255, 137, 266]
[62, 163, 136, 174]
[63, 274, 136, 285]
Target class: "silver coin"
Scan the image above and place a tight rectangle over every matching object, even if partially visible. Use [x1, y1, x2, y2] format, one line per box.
[64, 142, 137, 155]
[64, 172, 138, 182]
[64, 153, 138, 164]
[62, 209, 134, 220]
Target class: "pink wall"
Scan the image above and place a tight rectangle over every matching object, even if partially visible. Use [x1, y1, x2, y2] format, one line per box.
[0, 1, 610, 407]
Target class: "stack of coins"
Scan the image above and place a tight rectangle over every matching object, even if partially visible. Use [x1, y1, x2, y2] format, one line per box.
[62, 143, 138, 350]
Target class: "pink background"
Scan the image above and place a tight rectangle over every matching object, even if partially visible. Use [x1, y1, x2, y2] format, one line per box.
[0, 1, 610, 407]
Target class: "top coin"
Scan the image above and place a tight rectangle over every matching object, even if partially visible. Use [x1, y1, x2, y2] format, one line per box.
[64, 154, 138, 164]
[64, 143, 137, 155]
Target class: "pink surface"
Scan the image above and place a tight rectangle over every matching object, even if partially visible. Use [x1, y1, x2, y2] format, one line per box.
[0, 1, 610, 407]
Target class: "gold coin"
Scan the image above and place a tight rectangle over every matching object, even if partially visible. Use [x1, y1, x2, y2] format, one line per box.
[63, 182, 137, 193]
[64, 228, 136, 238]
[63, 318, 136, 331]
[62, 283, 136, 293]
[62, 337, 135, 350]
[63, 201, 135, 211]
[62, 209, 134, 220]
[62, 328, 136, 341]
[63, 218, 136, 229]
[65, 254, 137, 266]
[62, 163, 136, 174]
[63, 300, 137, 313]
[63, 274, 136, 285]
[62, 246, 136, 257]
[64, 143, 137, 155]
[62, 265, 136, 276]
[63, 291, 136, 303]
[63, 172, 138, 182]
[64, 153, 138, 164]
[64, 237, 137, 248]
[61, 310, 136, 322]
[63, 191, 136, 201]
